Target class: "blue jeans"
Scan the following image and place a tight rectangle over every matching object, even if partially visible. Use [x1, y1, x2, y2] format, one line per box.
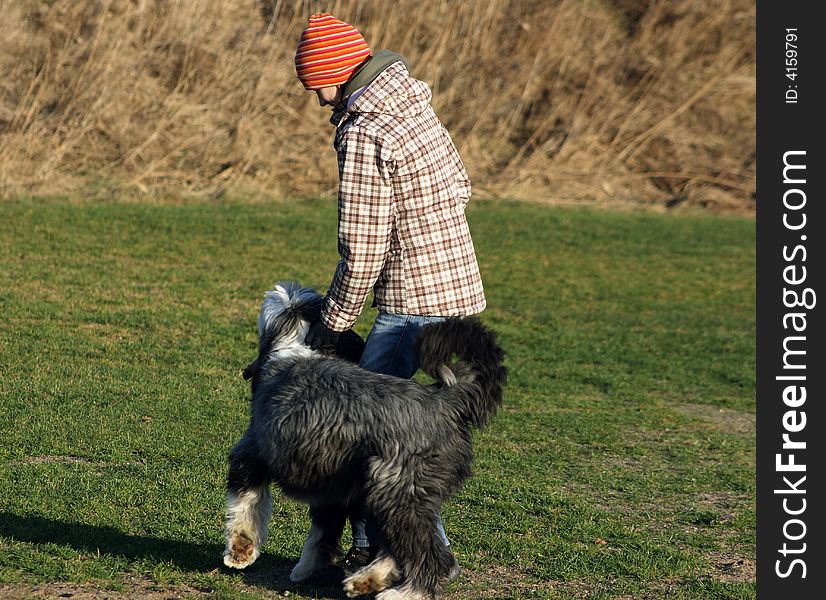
[351, 312, 450, 547]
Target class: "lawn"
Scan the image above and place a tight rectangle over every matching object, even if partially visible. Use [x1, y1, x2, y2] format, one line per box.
[0, 198, 755, 599]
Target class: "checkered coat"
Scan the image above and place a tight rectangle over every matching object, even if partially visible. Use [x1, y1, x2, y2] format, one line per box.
[320, 61, 486, 332]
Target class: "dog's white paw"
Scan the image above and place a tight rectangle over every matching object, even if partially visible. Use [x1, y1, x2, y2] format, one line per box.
[290, 557, 319, 582]
[223, 532, 260, 569]
[289, 522, 341, 582]
[223, 549, 259, 569]
[375, 584, 428, 600]
[343, 569, 383, 598]
[342, 556, 400, 597]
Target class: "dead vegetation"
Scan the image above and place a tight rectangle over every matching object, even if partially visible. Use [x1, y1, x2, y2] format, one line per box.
[0, 0, 754, 211]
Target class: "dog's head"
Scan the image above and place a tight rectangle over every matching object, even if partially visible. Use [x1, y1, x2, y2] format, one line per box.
[242, 281, 365, 382]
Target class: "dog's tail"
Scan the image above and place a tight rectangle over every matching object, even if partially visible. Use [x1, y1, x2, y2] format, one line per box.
[416, 317, 507, 429]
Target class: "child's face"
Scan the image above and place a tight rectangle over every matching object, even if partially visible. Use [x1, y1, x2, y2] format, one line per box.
[316, 86, 342, 107]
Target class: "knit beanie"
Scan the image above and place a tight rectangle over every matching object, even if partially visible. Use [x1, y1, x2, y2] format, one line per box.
[294, 13, 371, 90]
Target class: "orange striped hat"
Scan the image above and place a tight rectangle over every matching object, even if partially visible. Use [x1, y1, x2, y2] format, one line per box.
[295, 13, 371, 90]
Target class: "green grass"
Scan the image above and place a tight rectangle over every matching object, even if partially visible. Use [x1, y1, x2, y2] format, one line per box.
[0, 198, 755, 599]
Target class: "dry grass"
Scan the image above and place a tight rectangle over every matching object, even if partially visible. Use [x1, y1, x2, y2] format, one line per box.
[0, 0, 755, 211]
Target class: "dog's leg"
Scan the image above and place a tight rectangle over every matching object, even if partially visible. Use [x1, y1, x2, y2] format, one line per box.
[342, 553, 400, 598]
[356, 459, 454, 599]
[290, 504, 347, 582]
[223, 484, 272, 568]
[223, 433, 272, 569]
[369, 515, 449, 600]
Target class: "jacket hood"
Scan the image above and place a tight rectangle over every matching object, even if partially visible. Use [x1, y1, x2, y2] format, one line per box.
[331, 53, 432, 126]
[341, 50, 408, 99]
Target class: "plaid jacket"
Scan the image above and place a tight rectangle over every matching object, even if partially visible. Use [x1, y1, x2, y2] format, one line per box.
[320, 61, 486, 332]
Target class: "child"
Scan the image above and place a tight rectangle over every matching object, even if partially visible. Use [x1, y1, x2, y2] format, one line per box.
[295, 13, 485, 577]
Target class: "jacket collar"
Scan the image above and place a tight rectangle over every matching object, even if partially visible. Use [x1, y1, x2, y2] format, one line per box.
[330, 50, 409, 127]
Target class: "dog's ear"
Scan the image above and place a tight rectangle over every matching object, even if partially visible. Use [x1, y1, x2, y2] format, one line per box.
[242, 359, 258, 380]
[335, 329, 366, 364]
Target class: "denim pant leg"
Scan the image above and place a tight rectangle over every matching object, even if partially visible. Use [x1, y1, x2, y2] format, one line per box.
[350, 312, 451, 547]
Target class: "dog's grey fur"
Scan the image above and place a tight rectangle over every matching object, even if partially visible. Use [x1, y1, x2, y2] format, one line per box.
[223, 282, 506, 599]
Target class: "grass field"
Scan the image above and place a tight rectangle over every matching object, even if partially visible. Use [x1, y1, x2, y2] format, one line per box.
[0, 198, 755, 599]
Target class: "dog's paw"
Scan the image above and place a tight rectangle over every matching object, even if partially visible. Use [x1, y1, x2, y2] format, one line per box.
[343, 568, 387, 597]
[343, 572, 378, 597]
[375, 584, 429, 600]
[290, 535, 340, 582]
[342, 556, 399, 597]
[290, 556, 322, 582]
[289, 563, 311, 582]
[223, 532, 259, 569]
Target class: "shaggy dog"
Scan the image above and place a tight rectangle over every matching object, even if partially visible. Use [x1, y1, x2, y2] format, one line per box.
[222, 282, 506, 599]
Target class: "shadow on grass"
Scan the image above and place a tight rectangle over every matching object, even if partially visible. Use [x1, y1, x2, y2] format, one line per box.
[0, 512, 348, 599]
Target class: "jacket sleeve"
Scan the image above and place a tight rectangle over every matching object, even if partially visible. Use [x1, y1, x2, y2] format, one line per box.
[321, 129, 395, 332]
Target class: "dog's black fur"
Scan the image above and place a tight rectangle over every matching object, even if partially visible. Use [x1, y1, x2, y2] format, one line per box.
[241, 292, 366, 382]
[223, 282, 506, 599]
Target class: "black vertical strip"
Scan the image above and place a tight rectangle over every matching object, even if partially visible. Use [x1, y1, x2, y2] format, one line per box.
[756, 2, 824, 597]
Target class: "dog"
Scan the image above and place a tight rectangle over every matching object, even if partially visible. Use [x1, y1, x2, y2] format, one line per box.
[222, 282, 506, 599]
